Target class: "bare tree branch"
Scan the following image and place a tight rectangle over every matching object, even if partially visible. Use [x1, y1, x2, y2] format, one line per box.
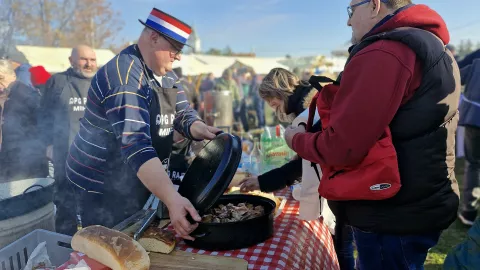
[11, 0, 123, 48]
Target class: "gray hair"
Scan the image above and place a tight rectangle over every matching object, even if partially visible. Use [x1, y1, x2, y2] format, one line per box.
[383, 0, 412, 10]
[0, 59, 15, 78]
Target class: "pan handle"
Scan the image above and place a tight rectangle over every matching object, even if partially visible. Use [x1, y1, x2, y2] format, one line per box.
[23, 184, 45, 194]
[186, 213, 198, 224]
[191, 230, 210, 238]
[185, 215, 209, 238]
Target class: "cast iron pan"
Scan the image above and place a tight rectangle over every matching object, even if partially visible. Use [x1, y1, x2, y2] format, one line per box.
[184, 194, 275, 251]
[177, 132, 242, 217]
[0, 178, 55, 220]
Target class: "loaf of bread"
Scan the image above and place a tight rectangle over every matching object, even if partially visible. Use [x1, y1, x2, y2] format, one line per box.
[138, 226, 176, 254]
[71, 225, 150, 270]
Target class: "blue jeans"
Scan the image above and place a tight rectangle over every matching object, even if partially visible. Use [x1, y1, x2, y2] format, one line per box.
[334, 225, 355, 270]
[352, 227, 441, 270]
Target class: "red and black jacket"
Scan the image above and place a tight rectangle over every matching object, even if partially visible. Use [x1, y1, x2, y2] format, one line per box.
[301, 26, 460, 234]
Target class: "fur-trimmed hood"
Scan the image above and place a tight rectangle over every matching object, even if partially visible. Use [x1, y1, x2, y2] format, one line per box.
[286, 84, 317, 116]
[302, 89, 317, 110]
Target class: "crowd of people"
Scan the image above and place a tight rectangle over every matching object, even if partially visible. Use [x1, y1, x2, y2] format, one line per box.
[1, 0, 480, 269]
[190, 67, 268, 132]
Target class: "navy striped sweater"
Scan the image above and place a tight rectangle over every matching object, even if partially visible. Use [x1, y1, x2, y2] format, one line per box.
[66, 45, 199, 194]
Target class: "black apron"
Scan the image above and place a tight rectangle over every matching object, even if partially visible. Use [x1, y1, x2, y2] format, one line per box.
[74, 82, 178, 230]
[53, 75, 90, 179]
[157, 138, 192, 218]
[169, 139, 191, 186]
[54, 74, 90, 166]
[54, 76, 91, 235]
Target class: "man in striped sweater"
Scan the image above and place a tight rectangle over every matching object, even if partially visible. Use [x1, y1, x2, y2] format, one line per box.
[65, 9, 220, 240]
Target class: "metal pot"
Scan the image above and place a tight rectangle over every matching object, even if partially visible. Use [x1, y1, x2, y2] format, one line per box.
[203, 90, 233, 129]
[184, 194, 275, 251]
[0, 178, 55, 220]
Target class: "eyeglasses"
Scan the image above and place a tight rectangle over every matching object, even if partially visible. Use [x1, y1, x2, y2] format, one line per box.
[347, 0, 388, 18]
[162, 36, 183, 56]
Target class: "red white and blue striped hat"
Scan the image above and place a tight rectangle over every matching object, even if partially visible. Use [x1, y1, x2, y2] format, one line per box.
[139, 8, 192, 45]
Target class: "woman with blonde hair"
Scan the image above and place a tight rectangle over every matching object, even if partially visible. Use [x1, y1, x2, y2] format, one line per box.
[258, 68, 315, 123]
[239, 67, 355, 270]
[240, 68, 316, 192]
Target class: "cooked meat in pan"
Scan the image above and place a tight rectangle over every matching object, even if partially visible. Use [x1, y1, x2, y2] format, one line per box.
[201, 203, 264, 223]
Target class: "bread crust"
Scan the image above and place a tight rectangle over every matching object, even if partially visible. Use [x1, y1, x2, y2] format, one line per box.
[71, 225, 150, 270]
[138, 226, 176, 254]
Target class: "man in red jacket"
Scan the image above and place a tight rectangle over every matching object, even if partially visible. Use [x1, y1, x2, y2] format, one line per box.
[285, 1, 460, 269]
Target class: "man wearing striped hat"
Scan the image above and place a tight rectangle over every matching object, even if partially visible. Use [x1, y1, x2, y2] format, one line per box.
[65, 8, 220, 240]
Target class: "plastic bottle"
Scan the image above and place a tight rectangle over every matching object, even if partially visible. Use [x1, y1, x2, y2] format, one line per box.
[260, 127, 272, 152]
[260, 127, 272, 172]
[262, 125, 292, 170]
[249, 138, 262, 175]
[238, 152, 250, 173]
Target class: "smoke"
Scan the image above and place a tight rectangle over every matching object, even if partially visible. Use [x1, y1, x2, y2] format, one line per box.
[0, 81, 49, 183]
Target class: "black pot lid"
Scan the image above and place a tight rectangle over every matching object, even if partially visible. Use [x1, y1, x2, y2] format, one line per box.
[178, 133, 242, 214]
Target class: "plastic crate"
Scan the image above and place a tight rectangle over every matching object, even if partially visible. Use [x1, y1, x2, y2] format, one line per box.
[0, 229, 72, 270]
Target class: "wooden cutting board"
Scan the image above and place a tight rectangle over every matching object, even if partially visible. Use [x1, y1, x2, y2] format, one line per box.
[150, 250, 248, 270]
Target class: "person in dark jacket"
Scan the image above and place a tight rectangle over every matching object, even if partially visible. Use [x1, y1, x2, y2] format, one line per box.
[0, 59, 47, 181]
[250, 74, 266, 128]
[39, 45, 97, 235]
[443, 217, 480, 269]
[284, 1, 460, 269]
[458, 49, 480, 69]
[199, 73, 215, 94]
[457, 59, 480, 226]
[240, 68, 355, 270]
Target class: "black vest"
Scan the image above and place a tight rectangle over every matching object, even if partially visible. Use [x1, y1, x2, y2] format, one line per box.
[329, 28, 461, 234]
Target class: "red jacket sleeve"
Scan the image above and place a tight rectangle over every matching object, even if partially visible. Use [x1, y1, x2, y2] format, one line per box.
[292, 45, 417, 167]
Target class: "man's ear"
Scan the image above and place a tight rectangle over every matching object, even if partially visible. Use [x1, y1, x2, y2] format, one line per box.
[68, 56, 73, 66]
[371, 0, 381, 18]
[150, 31, 160, 46]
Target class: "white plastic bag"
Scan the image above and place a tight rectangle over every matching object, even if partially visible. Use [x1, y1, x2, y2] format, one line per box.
[297, 159, 321, 221]
[24, 242, 55, 270]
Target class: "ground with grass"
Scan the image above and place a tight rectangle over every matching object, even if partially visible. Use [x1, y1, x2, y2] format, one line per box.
[425, 159, 472, 269]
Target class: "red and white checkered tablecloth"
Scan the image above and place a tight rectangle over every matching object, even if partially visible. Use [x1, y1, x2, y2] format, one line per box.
[172, 189, 340, 270]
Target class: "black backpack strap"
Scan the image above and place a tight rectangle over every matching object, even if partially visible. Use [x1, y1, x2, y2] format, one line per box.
[311, 162, 321, 181]
[308, 75, 336, 92]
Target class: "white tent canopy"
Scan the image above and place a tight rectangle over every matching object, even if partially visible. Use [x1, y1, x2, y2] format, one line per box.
[16, 45, 116, 73]
[16, 45, 290, 77]
[173, 54, 289, 77]
[173, 54, 236, 77]
[172, 54, 210, 76]
[235, 57, 289, 75]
